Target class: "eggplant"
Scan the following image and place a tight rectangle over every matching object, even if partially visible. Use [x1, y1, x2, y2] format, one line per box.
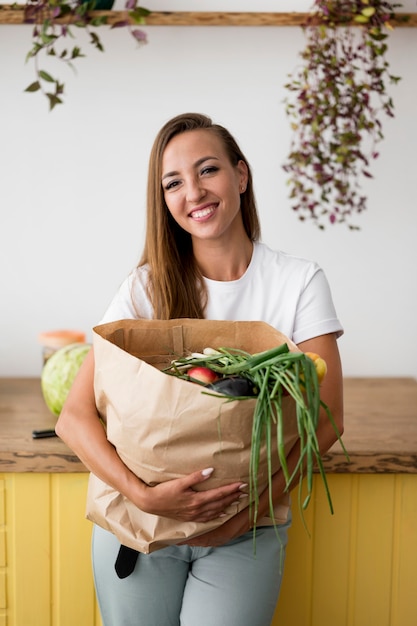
[206, 376, 257, 397]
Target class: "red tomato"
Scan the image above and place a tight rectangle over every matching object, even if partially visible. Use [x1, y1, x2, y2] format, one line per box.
[187, 366, 219, 384]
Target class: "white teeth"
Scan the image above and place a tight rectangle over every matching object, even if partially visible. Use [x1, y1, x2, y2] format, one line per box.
[191, 207, 214, 219]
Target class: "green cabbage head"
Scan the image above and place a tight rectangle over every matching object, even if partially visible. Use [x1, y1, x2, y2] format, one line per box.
[41, 342, 91, 416]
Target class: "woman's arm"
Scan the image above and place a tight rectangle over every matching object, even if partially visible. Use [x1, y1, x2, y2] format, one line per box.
[55, 349, 247, 523]
[182, 331, 344, 546]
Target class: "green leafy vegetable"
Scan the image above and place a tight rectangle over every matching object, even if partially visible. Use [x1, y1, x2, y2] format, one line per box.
[41, 342, 91, 416]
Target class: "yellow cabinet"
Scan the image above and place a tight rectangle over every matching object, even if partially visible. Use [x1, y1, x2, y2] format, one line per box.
[275, 473, 417, 626]
[1, 473, 101, 626]
[1, 473, 417, 626]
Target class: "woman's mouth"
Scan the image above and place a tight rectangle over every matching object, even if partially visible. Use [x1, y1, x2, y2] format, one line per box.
[189, 205, 216, 220]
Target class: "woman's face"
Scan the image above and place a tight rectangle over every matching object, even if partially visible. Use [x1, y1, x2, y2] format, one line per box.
[161, 129, 248, 244]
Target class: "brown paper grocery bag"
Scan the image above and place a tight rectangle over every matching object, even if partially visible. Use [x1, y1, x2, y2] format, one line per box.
[86, 319, 301, 553]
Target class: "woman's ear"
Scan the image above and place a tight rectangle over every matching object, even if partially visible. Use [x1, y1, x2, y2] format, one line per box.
[237, 160, 249, 192]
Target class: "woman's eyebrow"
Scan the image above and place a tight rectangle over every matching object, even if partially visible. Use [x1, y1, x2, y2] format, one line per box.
[162, 156, 220, 181]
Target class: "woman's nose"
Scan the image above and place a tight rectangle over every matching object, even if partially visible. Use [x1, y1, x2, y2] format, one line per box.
[185, 177, 206, 202]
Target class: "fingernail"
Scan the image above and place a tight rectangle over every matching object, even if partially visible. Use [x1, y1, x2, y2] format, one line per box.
[239, 483, 248, 490]
[201, 468, 214, 477]
[239, 493, 249, 499]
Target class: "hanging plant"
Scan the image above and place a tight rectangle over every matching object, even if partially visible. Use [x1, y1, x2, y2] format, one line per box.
[23, 0, 150, 110]
[283, 1, 403, 229]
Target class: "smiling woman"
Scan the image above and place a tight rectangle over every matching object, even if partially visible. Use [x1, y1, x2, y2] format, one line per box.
[55, 112, 344, 626]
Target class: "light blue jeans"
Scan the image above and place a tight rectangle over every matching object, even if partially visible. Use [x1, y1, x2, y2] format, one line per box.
[92, 517, 291, 626]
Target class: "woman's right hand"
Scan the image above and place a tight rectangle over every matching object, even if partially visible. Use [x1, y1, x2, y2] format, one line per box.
[138, 469, 248, 523]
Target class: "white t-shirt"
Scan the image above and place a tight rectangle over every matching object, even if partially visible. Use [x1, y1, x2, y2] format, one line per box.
[100, 242, 343, 344]
[99, 242, 343, 524]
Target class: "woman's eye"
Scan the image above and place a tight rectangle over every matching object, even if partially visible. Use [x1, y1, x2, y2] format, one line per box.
[164, 180, 180, 191]
[201, 166, 219, 176]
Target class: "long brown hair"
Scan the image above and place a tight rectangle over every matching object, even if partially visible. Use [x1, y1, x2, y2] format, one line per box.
[139, 113, 261, 319]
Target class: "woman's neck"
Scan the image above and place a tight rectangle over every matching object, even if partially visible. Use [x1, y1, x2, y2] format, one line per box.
[193, 237, 254, 282]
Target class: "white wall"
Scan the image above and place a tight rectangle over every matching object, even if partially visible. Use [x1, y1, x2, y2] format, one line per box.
[1, 1, 416, 378]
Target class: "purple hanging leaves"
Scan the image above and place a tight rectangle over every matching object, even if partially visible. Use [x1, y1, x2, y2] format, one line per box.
[283, 0, 402, 229]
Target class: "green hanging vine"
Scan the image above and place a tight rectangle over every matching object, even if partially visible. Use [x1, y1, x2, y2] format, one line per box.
[23, 0, 150, 110]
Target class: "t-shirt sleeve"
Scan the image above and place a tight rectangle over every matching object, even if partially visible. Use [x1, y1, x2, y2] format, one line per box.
[292, 268, 344, 345]
[98, 271, 153, 324]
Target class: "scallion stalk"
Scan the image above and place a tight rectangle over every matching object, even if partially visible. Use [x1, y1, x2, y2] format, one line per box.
[164, 344, 348, 533]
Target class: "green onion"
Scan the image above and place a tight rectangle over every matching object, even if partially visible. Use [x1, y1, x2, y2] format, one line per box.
[164, 344, 348, 534]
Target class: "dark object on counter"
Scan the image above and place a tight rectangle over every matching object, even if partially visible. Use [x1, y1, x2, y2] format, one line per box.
[32, 429, 58, 439]
[207, 376, 257, 397]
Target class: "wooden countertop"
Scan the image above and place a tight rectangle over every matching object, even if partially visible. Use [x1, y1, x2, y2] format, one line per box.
[0, 378, 84, 472]
[1, 377, 416, 474]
